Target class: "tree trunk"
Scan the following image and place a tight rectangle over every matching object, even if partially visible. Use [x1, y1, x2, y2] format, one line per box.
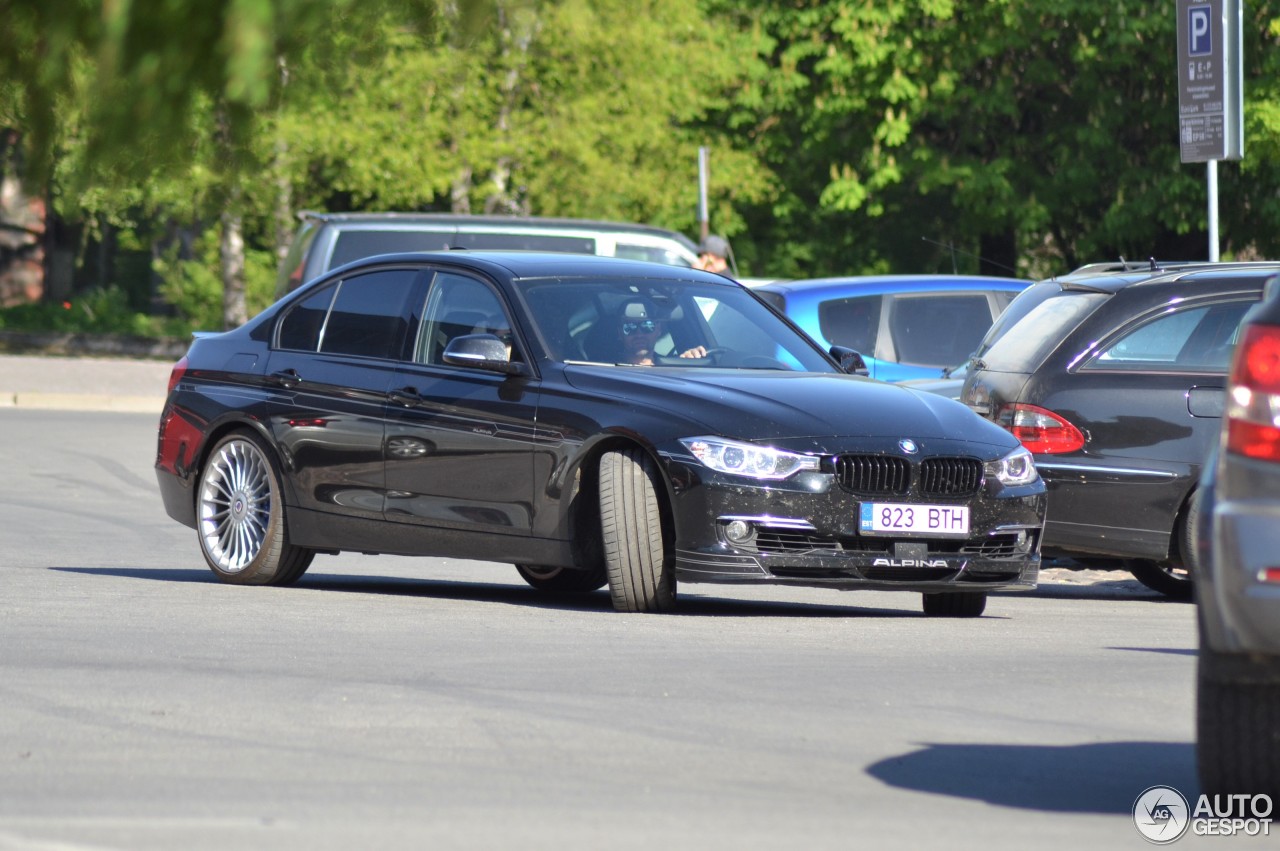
[220, 197, 247, 329]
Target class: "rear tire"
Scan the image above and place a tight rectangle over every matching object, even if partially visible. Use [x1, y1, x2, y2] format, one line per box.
[515, 563, 607, 593]
[599, 447, 675, 613]
[196, 430, 309, 586]
[1128, 490, 1200, 602]
[1197, 646, 1280, 797]
[921, 591, 987, 618]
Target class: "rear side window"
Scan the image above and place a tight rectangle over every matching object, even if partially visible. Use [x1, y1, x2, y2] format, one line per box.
[321, 270, 416, 359]
[980, 291, 1109, 372]
[1084, 299, 1255, 372]
[277, 286, 334, 351]
[888, 294, 995, 367]
[276, 269, 416, 359]
[817, 295, 882, 355]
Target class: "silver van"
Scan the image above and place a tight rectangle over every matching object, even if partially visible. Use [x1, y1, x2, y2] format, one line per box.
[278, 212, 701, 294]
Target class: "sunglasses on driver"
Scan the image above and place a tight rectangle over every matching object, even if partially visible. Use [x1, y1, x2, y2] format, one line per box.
[620, 319, 658, 336]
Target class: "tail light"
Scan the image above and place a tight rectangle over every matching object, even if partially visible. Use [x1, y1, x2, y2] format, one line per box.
[1225, 324, 1280, 462]
[167, 356, 188, 395]
[996, 403, 1086, 454]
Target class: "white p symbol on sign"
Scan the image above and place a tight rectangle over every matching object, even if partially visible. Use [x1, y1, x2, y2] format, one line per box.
[1189, 5, 1212, 56]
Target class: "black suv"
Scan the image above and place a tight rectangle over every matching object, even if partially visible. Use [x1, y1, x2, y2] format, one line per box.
[1195, 274, 1280, 795]
[961, 261, 1280, 599]
[277, 212, 703, 295]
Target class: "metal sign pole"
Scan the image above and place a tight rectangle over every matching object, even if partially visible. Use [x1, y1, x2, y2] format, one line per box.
[1208, 160, 1219, 261]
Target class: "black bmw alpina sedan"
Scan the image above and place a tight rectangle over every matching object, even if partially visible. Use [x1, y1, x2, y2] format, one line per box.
[156, 252, 1045, 615]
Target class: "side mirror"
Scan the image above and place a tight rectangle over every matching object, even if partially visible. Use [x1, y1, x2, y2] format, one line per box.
[829, 345, 869, 377]
[442, 334, 529, 376]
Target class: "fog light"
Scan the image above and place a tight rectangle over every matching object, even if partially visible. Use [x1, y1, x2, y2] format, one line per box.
[1015, 530, 1028, 549]
[724, 520, 754, 544]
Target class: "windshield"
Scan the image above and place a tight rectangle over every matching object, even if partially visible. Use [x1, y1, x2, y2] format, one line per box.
[516, 277, 836, 372]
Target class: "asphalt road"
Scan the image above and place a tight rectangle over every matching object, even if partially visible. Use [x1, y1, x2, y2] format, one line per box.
[0, 408, 1249, 850]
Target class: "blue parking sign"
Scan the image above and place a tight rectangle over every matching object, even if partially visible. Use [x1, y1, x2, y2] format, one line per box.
[1188, 5, 1212, 56]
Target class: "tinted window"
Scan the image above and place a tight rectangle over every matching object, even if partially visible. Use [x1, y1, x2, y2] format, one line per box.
[1084, 300, 1254, 372]
[415, 273, 511, 365]
[277, 286, 335, 352]
[319, 270, 416, 359]
[889, 294, 994, 366]
[817, 295, 882, 354]
[981, 291, 1109, 372]
[453, 232, 595, 253]
[330, 230, 456, 268]
[973, 281, 1061, 358]
[615, 243, 693, 267]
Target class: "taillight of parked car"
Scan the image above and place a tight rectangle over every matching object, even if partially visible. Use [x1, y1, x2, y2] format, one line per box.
[167, 356, 188, 395]
[1225, 324, 1280, 462]
[996, 403, 1086, 454]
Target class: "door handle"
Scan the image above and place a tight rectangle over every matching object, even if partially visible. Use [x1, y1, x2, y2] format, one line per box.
[269, 369, 301, 388]
[389, 387, 423, 407]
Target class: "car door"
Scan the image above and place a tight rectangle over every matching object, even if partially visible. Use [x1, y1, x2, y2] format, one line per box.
[1034, 293, 1259, 550]
[265, 267, 422, 521]
[383, 269, 539, 537]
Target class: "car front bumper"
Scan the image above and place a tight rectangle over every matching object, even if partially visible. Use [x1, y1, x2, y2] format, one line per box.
[663, 456, 1045, 593]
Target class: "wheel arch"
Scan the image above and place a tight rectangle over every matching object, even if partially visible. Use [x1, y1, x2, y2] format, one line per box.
[191, 416, 297, 514]
[567, 434, 677, 569]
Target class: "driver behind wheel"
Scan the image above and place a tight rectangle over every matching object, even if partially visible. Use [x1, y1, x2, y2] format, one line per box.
[617, 299, 707, 365]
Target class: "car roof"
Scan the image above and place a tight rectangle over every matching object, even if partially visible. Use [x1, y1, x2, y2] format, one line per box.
[1049, 260, 1280, 295]
[301, 211, 699, 246]
[324, 250, 723, 281]
[756, 274, 1031, 295]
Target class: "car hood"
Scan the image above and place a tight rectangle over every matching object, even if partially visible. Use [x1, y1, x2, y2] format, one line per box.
[562, 366, 1017, 449]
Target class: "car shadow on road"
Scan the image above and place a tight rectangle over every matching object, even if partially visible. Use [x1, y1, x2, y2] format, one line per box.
[866, 740, 1197, 813]
[50, 565, 929, 619]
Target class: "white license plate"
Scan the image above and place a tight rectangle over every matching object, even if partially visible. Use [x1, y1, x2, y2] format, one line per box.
[859, 502, 969, 536]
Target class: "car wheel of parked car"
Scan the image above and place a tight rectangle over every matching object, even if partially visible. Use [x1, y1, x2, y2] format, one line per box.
[1197, 644, 1280, 796]
[921, 591, 987, 618]
[515, 563, 608, 593]
[197, 430, 312, 585]
[1127, 490, 1201, 602]
[599, 447, 675, 613]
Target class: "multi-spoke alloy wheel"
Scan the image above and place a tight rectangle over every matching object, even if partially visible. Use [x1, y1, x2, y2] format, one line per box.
[196, 431, 312, 585]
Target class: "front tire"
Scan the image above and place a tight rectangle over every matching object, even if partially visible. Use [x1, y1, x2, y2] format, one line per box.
[599, 447, 675, 613]
[922, 591, 987, 617]
[515, 563, 607, 593]
[196, 430, 311, 585]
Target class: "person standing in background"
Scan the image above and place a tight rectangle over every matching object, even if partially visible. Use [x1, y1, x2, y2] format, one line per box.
[696, 235, 733, 277]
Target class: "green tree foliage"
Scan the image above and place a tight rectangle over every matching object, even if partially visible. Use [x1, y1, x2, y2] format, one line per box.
[725, 0, 1280, 278]
[7, 0, 1280, 334]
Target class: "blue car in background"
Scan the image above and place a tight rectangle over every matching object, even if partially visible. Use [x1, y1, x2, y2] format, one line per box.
[752, 275, 1033, 382]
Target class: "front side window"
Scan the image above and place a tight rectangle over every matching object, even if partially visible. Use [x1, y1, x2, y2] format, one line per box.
[415, 272, 512, 366]
[1084, 299, 1255, 372]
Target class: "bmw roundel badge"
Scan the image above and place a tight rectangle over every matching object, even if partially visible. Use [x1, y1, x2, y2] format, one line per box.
[899, 438, 919, 454]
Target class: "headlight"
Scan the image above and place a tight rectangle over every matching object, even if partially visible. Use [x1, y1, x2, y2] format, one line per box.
[986, 445, 1039, 486]
[679, 437, 820, 480]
